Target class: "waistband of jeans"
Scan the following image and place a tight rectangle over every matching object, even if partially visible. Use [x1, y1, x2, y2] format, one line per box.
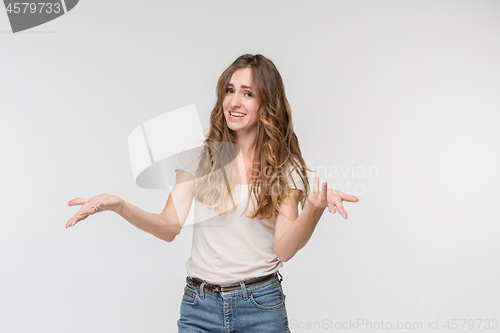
[186, 271, 281, 293]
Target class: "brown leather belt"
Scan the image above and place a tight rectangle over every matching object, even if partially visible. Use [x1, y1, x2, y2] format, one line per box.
[186, 273, 276, 293]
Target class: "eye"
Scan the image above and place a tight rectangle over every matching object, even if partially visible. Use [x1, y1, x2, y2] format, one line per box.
[245, 92, 254, 97]
[226, 88, 234, 94]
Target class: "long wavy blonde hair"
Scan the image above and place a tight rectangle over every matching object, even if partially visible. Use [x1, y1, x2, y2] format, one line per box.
[193, 54, 311, 225]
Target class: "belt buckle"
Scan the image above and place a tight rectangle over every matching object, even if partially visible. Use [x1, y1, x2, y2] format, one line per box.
[189, 278, 222, 293]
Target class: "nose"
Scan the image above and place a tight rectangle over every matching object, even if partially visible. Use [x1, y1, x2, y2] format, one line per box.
[229, 93, 242, 109]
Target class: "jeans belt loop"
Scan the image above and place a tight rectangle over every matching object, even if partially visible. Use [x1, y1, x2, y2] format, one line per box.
[199, 281, 206, 299]
[240, 281, 248, 300]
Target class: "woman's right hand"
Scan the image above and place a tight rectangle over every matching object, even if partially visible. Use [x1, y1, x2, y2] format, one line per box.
[66, 194, 124, 229]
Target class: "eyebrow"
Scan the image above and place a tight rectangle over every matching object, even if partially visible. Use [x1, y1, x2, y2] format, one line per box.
[227, 83, 253, 89]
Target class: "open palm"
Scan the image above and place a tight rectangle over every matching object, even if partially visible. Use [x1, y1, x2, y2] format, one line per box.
[66, 193, 123, 228]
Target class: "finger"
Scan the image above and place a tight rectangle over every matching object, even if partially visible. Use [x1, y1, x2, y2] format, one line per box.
[80, 205, 98, 216]
[66, 214, 78, 228]
[331, 190, 359, 203]
[68, 198, 89, 206]
[313, 175, 319, 194]
[335, 200, 348, 219]
[342, 194, 359, 202]
[327, 189, 359, 203]
[321, 182, 327, 202]
[328, 201, 336, 214]
[66, 213, 88, 228]
[341, 193, 359, 202]
[66, 216, 79, 228]
[67, 202, 101, 228]
[70, 216, 86, 227]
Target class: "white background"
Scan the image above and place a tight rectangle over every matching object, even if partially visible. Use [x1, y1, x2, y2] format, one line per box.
[1, 1, 499, 332]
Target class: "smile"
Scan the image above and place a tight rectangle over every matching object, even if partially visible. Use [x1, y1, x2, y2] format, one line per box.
[229, 111, 246, 118]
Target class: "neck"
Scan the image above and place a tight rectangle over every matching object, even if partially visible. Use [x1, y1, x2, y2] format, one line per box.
[233, 128, 257, 161]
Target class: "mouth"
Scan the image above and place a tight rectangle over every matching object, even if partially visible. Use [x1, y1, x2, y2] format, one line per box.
[229, 111, 247, 119]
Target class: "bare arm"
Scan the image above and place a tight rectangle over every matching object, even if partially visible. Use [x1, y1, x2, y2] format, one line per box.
[274, 190, 325, 262]
[116, 201, 181, 243]
[119, 170, 196, 242]
[274, 176, 359, 262]
[66, 170, 195, 243]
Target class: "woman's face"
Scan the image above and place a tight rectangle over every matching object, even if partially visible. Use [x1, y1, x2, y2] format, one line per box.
[223, 68, 260, 135]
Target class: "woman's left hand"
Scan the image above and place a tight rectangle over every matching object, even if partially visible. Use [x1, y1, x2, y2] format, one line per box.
[308, 175, 359, 219]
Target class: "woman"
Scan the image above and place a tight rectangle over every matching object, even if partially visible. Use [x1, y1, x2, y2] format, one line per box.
[66, 54, 359, 332]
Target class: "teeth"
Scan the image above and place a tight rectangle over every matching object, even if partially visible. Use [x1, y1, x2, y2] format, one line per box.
[230, 112, 246, 117]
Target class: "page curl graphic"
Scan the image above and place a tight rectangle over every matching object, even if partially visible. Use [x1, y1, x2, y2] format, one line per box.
[127, 104, 243, 227]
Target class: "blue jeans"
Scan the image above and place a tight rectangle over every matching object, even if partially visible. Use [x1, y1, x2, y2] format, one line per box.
[177, 272, 291, 332]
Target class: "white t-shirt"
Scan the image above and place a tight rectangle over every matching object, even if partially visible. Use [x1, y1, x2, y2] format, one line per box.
[175, 140, 306, 285]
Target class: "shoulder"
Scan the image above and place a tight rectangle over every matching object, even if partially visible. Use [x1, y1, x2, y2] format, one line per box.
[284, 156, 307, 195]
[176, 139, 206, 176]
